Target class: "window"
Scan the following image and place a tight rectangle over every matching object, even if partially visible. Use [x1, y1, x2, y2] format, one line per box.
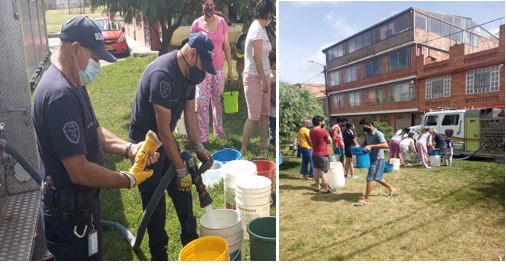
[389, 82, 414, 102]
[331, 94, 345, 109]
[365, 87, 386, 105]
[431, 18, 441, 35]
[348, 38, 355, 53]
[328, 70, 341, 87]
[466, 65, 501, 94]
[426, 75, 451, 99]
[386, 48, 411, 73]
[347, 91, 362, 107]
[425, 115, 438, 126]
[442, 114, 459, 126]
[441, 23, 450, 37]
[343, 65, 360, 83]
[362, 57, 383, 79]
[415, 13, 427, 30]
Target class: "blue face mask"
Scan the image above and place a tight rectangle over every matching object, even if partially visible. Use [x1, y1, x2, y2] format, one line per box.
[76, 47, 100, 86]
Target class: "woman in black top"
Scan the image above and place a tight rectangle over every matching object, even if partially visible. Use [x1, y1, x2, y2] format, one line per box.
[343, 122, 359, 178]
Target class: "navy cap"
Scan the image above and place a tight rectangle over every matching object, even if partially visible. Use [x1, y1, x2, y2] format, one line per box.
[188, 33, 216, 75]
[59, 16, 117, 63]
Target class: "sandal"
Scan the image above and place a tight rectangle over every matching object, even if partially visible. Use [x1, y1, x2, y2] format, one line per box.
[354, 201, 368, 206]
[314, 186, 323, 192]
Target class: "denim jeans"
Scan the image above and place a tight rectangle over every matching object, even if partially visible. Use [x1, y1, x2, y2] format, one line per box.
[299, 147, 314, 176]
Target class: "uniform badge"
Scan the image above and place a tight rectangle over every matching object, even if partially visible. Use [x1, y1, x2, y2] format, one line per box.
[160, 81, 171, 98]
[63, 121, 80, 144]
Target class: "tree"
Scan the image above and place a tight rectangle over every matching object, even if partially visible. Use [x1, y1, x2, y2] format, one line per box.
[279, 81, 324, 144]
[90, 0, 276, 55]
[354, 121, 394, 142]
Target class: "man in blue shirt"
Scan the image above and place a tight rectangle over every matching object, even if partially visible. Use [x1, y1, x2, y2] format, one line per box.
[354, 117, 397, 206]
[129, 32, 215, 260]
[32, 16, 159, 260]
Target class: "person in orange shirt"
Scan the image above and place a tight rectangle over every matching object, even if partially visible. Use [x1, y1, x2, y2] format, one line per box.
[297, 119, 313, 180]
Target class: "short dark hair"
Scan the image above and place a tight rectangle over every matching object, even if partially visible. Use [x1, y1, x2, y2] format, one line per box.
[345, 122, 354, 129]
[359, 117, 374, 126]
[255, 0, 273, 20]
[269, 51, 276, 67]
[337, 117, 346, 123]
[312, 115, 324, 127]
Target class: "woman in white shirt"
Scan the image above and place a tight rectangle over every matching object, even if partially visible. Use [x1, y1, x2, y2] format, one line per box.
[240, 0, 274, 155]
[389, 127, 410, 164]
[399, 133, 417, 167]
[416, 129, 435, 168]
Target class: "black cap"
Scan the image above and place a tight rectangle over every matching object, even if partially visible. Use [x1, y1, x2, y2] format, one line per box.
[188, 33, 216, 75]
[59, 16, 117, 62]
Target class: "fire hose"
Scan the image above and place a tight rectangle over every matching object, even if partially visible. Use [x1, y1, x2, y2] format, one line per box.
[102, 150, 212, 249]
[0, 138, 42, 185]
[453, 138, 494, 160]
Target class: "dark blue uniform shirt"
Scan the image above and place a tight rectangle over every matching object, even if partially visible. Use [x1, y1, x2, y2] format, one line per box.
[32, 65, 104, 190]
[129, 51, 195, 141]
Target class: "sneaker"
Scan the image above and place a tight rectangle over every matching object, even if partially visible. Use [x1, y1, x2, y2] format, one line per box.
[425, 166, 432, 169]
[322, 188, 336, 194]
[405, 163, 412, 167]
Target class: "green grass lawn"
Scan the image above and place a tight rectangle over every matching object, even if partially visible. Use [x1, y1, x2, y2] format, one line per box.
[278, 146, 504, 261]
[86, 55, 275, 260]
[45, 7, 106, 34]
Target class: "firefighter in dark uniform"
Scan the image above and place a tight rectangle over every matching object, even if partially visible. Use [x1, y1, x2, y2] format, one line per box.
[128, 33, 214, 260]
[32, 16, 159, 261]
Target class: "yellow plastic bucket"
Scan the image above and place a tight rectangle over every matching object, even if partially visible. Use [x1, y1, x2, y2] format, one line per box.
[223, 91, 239, 114]
[179, 236, 230, 261]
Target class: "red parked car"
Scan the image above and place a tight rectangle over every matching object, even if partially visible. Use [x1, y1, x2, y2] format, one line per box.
[93, 17, 129, 56]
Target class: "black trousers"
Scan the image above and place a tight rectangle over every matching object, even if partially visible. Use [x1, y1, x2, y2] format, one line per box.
[43, 196, 102, 261]
[137, 147, 198, 261]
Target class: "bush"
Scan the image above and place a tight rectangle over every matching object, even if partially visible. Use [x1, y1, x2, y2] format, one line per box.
[279, 82, 324, 144]
[355, 121, 394, 142]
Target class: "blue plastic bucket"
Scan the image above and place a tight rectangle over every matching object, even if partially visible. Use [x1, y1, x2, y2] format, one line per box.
[279, 154, 283, 165]
[430, 149, 440, 156]
[212, 148, 242, 164]
[384, 163, 394, 173]
[351, 147, 371, 169]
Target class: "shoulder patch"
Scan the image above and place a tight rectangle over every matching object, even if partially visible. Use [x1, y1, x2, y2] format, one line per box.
[63, 121, 80, 144]
[160, 81, 171, 98]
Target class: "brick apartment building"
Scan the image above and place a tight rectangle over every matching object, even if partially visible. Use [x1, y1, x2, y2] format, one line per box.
[321, 7, 503, 130]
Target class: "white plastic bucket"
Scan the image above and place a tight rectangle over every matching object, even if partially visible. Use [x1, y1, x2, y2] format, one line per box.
[235, 175, 272, 207]
[200, 209, 244, 261]
[200, 161, 223, 188]
[430, 155, 441, 167]
[235, 198, 270, 234]
[329, 154, 340, 162]
[328, 162, 345, 188]
[221, 160, 258, 210]
[390, 158, 400, 170]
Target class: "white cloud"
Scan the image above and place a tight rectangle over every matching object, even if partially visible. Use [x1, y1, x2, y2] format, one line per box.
[488, 27, 500, 36]
[324, 12, 358, 40]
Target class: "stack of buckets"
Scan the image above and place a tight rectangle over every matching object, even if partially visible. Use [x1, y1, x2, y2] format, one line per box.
[221, 160, 258, 209]
[430, 149, 441, 167]
[390, 158, 401, 170]
[235, 175, 272, 233]
[351, 147, 371, 168]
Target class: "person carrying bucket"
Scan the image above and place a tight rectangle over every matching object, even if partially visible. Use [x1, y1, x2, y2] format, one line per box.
[343, 122, 359, 178]
[309, 115, 335, 193]
[298, 119, 314, 180]
[354, 118, 397, 207]
[330, 117, 346, 167]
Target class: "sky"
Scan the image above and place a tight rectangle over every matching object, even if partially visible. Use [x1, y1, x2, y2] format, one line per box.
[278, 1, 505, 85]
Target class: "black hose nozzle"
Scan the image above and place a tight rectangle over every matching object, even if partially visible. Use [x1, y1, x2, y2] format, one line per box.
[181, 151, 213, 208]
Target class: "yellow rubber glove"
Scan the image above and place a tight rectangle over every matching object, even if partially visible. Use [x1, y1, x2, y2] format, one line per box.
[128, 130, 163, 187]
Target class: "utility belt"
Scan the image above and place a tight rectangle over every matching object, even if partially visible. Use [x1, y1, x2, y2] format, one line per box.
[43, 175, 99, 238]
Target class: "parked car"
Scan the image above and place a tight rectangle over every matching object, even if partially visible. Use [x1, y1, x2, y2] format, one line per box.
[169, 16, 245, 50]
[93, 17, 129, 56]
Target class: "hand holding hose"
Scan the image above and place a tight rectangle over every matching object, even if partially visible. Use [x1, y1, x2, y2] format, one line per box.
[195, 144, 213, 173]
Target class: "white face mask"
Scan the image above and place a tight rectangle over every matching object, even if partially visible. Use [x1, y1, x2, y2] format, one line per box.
[76, 47, 100, 86]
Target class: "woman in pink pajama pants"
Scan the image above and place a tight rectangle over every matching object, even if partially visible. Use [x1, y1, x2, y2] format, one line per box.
[191, 0, 234, 143]
[389, 127, 409, 164]
[416, 129, 435, 168]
